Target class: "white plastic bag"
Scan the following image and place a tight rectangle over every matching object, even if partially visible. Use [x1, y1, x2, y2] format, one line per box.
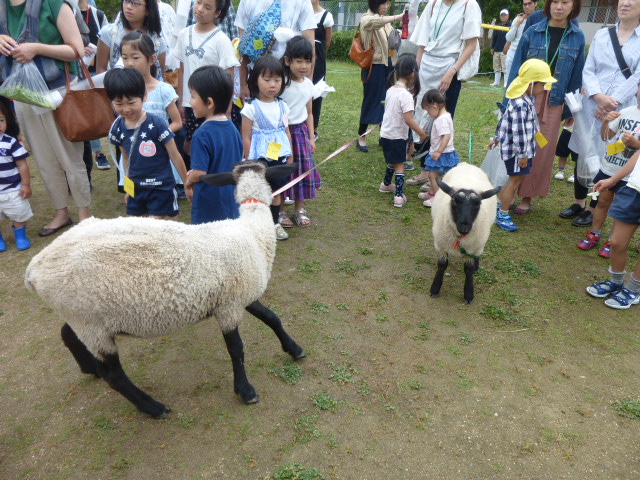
[565, 90, 599, 187]
[0, 61, 55, 109]
[481, 147, 508, 188]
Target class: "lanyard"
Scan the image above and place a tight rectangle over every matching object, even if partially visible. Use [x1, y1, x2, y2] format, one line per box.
[433, 0, 456, 41]
[545, 24, 569, 68]
[85, 5, 90, 25]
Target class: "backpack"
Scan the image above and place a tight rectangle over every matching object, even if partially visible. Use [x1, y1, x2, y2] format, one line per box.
[237, 0, 282, 62]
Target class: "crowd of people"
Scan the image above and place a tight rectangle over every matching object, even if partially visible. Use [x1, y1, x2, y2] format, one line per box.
[1, 0, 640, 309]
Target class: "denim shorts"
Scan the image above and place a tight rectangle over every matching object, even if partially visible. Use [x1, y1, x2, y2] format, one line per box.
[593, 169, 627, 193]
[608, 186, 640, 225]
[127, 188, 179, 217]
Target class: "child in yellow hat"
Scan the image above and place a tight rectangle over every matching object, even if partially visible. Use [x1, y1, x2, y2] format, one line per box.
[489, 59, 556, 231]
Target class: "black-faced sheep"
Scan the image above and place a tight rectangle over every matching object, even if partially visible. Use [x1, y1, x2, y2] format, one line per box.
[24, 162, 305, 418]
[430, 163, 501, 304]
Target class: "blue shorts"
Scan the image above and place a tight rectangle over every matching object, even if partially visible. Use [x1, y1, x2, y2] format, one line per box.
[608, 186, 640, 225]
[127, 188, 179, 217]
[504, 157, 532, 176]
[593, 169, 627, 193]
[380, 137, 407, 165]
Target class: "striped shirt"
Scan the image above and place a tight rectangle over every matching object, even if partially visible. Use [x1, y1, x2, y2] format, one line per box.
[0, 134, 29, 193]
[495, 94, 539, 161]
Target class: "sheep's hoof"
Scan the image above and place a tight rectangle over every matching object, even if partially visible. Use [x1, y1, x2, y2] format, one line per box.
[430, 292, 440, 298]
[243, 394, 260, 404]
[464, 298, 474, 305]
[291, 348, 307, 360]
[148, 403, 172, 419]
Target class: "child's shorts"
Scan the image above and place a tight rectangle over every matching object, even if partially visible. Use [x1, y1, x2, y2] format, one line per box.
[425, 151, 460, 174]
[0, 190, 33, 223]
[256, 156, 289, 191]
[380, 137, 407, 165]
[593, 169, 627, 193]
[504, 156, 532, 176]
[608, 185, 640, 225]
[127, 188, 179, 217]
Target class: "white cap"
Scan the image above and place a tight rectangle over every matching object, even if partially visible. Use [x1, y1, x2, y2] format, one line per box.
[500, 9, 509, 14]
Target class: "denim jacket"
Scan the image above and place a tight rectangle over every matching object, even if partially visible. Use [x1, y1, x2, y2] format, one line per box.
[506, 18, 585, 119]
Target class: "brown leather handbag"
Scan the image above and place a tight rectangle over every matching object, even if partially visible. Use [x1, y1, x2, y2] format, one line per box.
[349, 26, 374, 82]
[54, 60, 115, 142]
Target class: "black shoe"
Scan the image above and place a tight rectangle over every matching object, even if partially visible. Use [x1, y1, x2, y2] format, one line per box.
[559, 203, 585, 219]
[572, 210, 593, 227]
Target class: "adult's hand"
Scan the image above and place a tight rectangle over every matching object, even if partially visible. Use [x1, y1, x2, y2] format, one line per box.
[10, 42, 40, 63]
[439, 68, 454, 93]
[592, 93, 619, 112]
[0, 34, 18, 56]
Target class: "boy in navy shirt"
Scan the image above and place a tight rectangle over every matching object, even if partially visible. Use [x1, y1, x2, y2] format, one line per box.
[105, 68, 188, 218]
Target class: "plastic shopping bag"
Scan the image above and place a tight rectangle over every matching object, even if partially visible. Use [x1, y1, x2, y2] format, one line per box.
[0, 61, 55, 109]
[481, 147, 508, 188]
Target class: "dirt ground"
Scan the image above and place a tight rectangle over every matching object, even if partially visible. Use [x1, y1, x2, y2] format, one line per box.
[2, 75, 640, 479]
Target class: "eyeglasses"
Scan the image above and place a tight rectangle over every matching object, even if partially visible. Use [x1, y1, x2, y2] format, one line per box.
[123, 0, 146, 7]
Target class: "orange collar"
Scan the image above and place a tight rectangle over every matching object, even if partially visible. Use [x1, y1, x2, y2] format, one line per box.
[241, 198, 267, 205]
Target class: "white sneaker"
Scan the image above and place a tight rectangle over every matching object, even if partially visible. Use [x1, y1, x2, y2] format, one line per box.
[284, 197, 294, 205]
[489, 82, 499, 87]
[554, 170, 565, 180]
[274, 223, 289, 240]
[393, 194, 407, 208]
[567, 175, 575, 183]
[423, 197, 434, 207]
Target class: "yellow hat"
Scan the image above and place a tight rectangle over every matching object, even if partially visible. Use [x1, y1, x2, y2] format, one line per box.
[505, 59, 557, 99]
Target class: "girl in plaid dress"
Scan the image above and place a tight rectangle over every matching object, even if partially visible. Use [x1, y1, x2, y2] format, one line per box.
[279, 36, 322, 228]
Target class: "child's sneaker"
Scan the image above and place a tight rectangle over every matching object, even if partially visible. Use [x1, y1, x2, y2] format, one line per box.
[598, 240, 611, 258]
[566, 175, 575, 183]
[393, 194, 407, 207]
[418, 191, 434, 200]
[420, 182, 432, 192]
[284, 196, 295, 205]
[404, 161, 415, 171]
[379, 182, 396, 193]
[423, 197, 434, 207]
[578, 230, 601, 250]
[554, 170, 565, 180]
[95, 152, 110, 170]
[586, 280, 622, 298]
[274, 223, 289, 241]
[604, 288, 640, 310]
[0, 232, 6, 252]
[495, 211, 518, 231]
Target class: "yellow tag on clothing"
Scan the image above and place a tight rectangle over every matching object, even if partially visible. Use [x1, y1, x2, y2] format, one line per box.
[234, 97, 243, 108]
[253, 39, 264, 50]
[607, 140, 626, 156]
[124, 176, 135, 198]
[266, 142, 282, 160]
[535, 131, 548, 148]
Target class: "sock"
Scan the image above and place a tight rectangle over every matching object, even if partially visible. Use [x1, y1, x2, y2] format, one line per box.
[499, 209, 509, 216]
[496, 72, 502, 85]
[395, 173, 405, 197]
[626, 275, 640, 294]
[609, 266, 626, 286]
[591, 229, 602, 236]
[270, 205, 280, 224]
[383, 166, 394, 186]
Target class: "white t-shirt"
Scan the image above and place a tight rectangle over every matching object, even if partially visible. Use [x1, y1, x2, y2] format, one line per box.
[281, 78, 315, 125]
[241, 98, 290, 126]
[172, 26, 240, 106]
[410, 0, 482, 56]
[235, 0, 317, 59]
[430, 112, 455, 154]
[314, 9, 334, 28]
[380, 86, 415, 140]
[603, 106, 640, 178]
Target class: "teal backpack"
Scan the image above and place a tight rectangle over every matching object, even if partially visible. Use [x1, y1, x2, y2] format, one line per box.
[237, 0, 282, 62]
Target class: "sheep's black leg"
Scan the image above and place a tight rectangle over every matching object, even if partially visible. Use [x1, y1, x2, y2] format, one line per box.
[246, 301, 306, 359]
[223, 327, 259, 404]
[463, 259, 476, 304]
[61, 323, 100, 377]
[430, 256, 449, 297]
[95, 350, 171, 419]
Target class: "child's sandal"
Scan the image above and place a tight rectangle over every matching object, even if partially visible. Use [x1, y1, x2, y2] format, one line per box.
[278, 212, 294, 228]
[294, 209, 311, 227]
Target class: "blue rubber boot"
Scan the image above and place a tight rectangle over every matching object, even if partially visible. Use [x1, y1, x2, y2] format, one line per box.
[12, 225, 31, 251]
[0, 231, 6, 252]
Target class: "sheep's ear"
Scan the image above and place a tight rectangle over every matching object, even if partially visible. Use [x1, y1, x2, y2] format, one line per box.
[436, 177, 454, 196]
[481, 186, 502, 199]
[200, 172, 236, 186]
[265, 163, 298, 182]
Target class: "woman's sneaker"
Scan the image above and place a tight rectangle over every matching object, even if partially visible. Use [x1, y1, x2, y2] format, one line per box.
[95, 153, 110, 170]
[604, 288, 640, 310]
[598, 240, 611, 258]
[495, 211, 518, 231]
[274, 223, 289, 241]
[586, 280, 622, 298]
[578, 230, 601, 250]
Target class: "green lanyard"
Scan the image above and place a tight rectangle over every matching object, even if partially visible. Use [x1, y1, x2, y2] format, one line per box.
[433, 0, 457, 41]
[545, 24, 569, 68]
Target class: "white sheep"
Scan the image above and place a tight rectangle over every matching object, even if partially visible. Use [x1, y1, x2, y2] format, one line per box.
[24, 162, 305, 418]
[430, 163, 501, 304]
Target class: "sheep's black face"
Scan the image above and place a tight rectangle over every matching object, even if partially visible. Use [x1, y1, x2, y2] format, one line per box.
[449, 189, 482, 235]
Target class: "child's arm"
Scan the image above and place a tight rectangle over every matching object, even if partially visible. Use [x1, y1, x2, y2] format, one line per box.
[594, 150, 639, 192]
[241, 116, 253, 160]
[177, 62, 185, 122]
[165, 139, 188, 186]
[286, 126, 294, 163]
[431, 134, 450, 161]
[167, 100, 183, 133]
[403, 111, 427, 142]
[601, 111, 621, 141]
[621, 131, 640, 150]
[15, 159, 32, 199]
[306, 99, 315, 153]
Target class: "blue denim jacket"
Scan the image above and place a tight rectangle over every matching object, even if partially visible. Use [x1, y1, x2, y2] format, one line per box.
[506, 18, 585, 119]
